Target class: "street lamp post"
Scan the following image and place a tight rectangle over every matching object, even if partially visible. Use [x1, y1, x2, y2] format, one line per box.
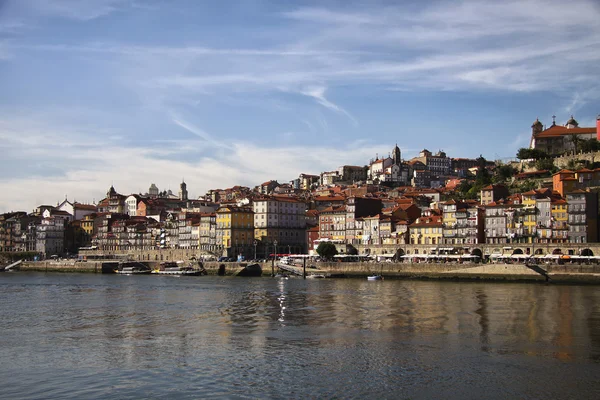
[271, 240, 278, 277]
[253, 240, 257, 261]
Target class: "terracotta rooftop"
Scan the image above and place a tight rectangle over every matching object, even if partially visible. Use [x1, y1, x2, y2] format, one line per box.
[535, 124, 596, 138]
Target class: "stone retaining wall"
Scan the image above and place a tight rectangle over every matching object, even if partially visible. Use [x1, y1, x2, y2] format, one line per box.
[553, 151, 600, 169]
[16, 260, 600, 283]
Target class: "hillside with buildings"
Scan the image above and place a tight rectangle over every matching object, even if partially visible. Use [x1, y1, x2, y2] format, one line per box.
[2, 115, 600, 261]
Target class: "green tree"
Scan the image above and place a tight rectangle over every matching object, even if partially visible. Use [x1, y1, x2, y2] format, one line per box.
[517, 180, 537, 193]
[517, 148, 548, 160]
[516, 148, 532, 160]
[457, 180, 473, 194]
[316, 242, 338, 260]
[494, 164, 516, 183]
[569, 135, 584, 154]
[535, 158, 556, 172]
[475, 155, 492, 186]
[580, 138, 600, 153]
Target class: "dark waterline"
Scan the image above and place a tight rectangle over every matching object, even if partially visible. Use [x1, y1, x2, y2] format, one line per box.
[1, 272, 600, 399]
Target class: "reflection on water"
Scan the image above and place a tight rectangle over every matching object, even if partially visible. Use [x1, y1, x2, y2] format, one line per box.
[1, 273, 600, 399]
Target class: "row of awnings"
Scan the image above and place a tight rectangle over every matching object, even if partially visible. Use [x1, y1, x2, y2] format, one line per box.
[402, 254, 480, 258]
[490, 254, 600, 259]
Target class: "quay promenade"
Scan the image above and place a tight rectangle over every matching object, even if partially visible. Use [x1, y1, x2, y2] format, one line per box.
[15, 258, 600, 283]
[77, 243, 600, 263]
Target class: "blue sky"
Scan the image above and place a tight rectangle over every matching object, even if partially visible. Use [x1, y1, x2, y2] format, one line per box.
[1, 0, 599, 213]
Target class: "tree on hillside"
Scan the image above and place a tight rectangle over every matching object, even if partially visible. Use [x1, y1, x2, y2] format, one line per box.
[580, 139, 600, 153]
[475, 155, 492, 186]
[535, 158, 556, 172]
[453, 180, 474, 200]
[517, 148, 548, 160]
[569, 135, 584, 154]
[316, 242, 338, 260]
[516, 180, 537, 193]
[494, 164, 516, 183]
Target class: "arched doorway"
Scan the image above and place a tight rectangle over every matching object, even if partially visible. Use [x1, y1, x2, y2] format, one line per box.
[581, 248, 594, 256]
[552, 248, 562, 255]
[394, 248, 405, 261]
[471, 248, 483, 258]
[512, 248, 524, 255]
[534, 248, 544, 255]
[470, 248, 483, 263]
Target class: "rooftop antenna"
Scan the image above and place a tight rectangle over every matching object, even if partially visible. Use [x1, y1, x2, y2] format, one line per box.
[552, 115, 556, 126]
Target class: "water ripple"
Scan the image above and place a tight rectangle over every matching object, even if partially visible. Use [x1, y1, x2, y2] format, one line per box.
[2, 274, 600, 399]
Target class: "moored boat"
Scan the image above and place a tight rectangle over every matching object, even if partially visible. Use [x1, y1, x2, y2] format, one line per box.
[237, 263, 263, 277]
[115, 261, 151, 274]
[152, 261, 207, 276]
[2, 260, 22, 271]
[367, 275, 383, 281]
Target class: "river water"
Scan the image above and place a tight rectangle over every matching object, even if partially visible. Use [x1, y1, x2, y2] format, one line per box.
[1, 273, 599, 399]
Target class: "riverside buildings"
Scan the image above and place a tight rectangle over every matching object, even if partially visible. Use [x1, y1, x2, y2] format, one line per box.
[4, 125, 600, 258]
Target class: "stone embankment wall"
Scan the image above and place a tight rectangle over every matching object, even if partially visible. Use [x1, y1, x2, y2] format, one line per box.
[553, 151, 600, 169]
[519, 151, 600, 173]
[316, 261, 600, 282]
[18, 260, 600, 283]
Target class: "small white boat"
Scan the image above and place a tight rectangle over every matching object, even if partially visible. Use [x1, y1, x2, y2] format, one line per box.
[3, 260, 22, 271]
[307, 274, 326, 279]
[367, 275, 383, 281]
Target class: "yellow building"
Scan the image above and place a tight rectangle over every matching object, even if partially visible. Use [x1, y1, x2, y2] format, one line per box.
[81, 213, 96, 237]
[551, 199, 568, 243]
[409, 217, 443, 245]
[521, 190, 538, 243]
[216, 205, 254, 256]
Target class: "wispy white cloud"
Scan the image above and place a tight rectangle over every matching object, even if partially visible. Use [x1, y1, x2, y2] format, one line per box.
[2, 0, 600, 213]
[300, 86, 358, 126]
[0, 115, 395, 213]
[169, 114, 227, 149]
[10, 0, 600, 98]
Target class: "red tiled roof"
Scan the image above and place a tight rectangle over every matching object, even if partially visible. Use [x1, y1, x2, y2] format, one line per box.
[320, 205, 346, 213]
[51, 210, 72, 216]
[552, 169, 575, 176]
[261, 180, 277, 186]
[535, 124, 596, 138]
[74, 203, 98, 211]
[314, 196, 345, 202]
